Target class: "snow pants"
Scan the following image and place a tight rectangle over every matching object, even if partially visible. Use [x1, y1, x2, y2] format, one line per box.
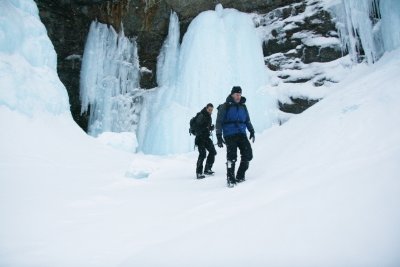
[196, 136, 216, 174]
[225, 134, 253, 181]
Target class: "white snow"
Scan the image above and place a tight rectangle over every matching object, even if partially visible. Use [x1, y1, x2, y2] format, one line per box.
[65, 54, 82, 61]
[95, 131, 138, 153]
[2, 47, 400, 266]
[1, 0, 400, 266]
[292, 31, 340, 47]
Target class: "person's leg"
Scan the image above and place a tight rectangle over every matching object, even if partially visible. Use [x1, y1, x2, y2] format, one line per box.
[225, 135, 238, 184]
[204, 137, 216, 174]
[196, 138, 206, 177]
[236, 135, 253, 182]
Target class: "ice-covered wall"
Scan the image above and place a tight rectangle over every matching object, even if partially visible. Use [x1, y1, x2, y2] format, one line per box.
[0, 0, 69, 116]
[80, 21, 141, 136]
[331, 0, 400, 63]
[138, 5, 276, 155]
[378, 0, 400, 53]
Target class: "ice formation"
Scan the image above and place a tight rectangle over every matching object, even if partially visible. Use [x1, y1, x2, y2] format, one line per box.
[80, 22, 141, 136]
[78, 1, 400, 155]
[138, 5, 275, 155]
[332, 0, 400, 63]
[156, 11, 180, 88]
[0, 0, 69, 116]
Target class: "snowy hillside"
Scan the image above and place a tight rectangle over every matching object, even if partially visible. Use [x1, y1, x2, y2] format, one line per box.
[2, 49, 400, 266]
[1, 0, 400, 266]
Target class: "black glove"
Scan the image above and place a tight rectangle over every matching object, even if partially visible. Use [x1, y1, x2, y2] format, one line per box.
[209, 124, 215, 131]
[249, 131, 255, 143]
[217, 134, 225, 148]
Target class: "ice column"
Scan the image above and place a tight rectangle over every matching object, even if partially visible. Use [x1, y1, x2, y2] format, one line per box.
[156, 11, 180, 88]
[136, 11, 182, 155]
[80, 21, 141, 136]
[378, 0, 400, 53]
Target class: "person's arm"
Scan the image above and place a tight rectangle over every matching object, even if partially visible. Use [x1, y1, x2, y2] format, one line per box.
[216, 104, 226, 136]
[244, 105, 255, 143]
[216, 104, 227, 147]
[244, 105, 254, 133]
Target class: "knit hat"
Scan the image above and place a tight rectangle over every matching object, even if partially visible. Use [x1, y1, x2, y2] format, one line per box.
[231, 86, 242, 94]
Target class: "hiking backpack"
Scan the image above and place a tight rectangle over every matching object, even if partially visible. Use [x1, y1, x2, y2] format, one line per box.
[189, 112, 201, 136]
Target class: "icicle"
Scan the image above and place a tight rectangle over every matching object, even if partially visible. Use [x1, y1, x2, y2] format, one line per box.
[331, 0, 400, 64]
[215, 4, 223, 17]
[379, 0, 400, 52]
[339, 0, 377, 63]
[80, 21, 141, 136]
[156, 11, 180, 87]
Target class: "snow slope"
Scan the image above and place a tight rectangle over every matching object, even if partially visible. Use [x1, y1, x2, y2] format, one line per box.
[121, 48, 400, 267]
[1, 49, 400, 267]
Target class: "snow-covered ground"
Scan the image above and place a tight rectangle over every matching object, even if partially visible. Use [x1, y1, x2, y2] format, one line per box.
[0, 46, 400, 266]
[1, 0, 400, 266]
[1, 45, 400, 267]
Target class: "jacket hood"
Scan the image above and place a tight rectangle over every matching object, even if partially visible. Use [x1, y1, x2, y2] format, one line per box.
[226, 95, 246, 104]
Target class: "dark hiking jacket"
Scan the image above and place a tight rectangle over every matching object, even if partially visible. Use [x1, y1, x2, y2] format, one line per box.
[195, 107, 213, 138]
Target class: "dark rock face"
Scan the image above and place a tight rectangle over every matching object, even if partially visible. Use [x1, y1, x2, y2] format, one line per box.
[301, 45, 343, 64]
[35, 0, 168, 130]
[35, 0, 92, 130]
[35, 0, 344, 129]
[279, 97, 320, 114]
[166, 0, 303, 33]
[256, 1, 345, 115]
[259, 2, 342, 63]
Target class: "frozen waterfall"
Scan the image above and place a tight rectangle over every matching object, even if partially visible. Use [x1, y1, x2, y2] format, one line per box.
[332, 0, 400, 63]
[137, 5, 275, 155]
[156, 11, 180, 88]
[80, 21, 141, 136]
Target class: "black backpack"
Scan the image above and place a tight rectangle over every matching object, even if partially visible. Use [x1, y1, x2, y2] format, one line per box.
[189, 112, 201, 136]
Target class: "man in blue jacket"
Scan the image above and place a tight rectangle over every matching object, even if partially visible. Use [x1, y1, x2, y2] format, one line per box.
[216, 86, 255, 187]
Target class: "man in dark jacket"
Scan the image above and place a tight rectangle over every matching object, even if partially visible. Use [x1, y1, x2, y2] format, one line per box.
[216, 86, 255, 186]
[195, 103, 217, 179]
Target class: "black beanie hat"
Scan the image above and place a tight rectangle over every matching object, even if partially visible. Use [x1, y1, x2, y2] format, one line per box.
[231, 86, 242, 94]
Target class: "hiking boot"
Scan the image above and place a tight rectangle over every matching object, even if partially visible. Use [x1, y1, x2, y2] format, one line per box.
[196, 173, 205, 179]
[236, 161, 249, 183]
[204, 169, 215, 175]
[236, 177, 245, 183]
[227, 179, 236, 188]
[226, 160, 236, 187]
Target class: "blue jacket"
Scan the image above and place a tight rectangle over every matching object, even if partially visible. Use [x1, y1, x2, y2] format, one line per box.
[216, 95, 254, 138]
